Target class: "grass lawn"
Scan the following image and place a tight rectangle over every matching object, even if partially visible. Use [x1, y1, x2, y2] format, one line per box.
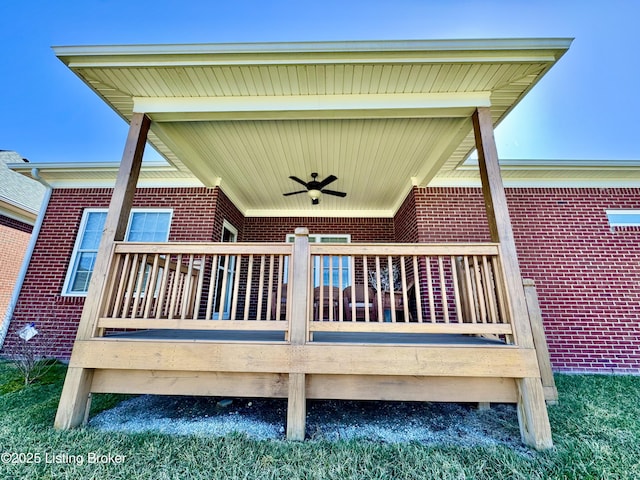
[0, 361, 639, 479]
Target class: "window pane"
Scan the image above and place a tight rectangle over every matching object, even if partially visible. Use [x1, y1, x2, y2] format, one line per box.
[79, 212, 107, 249]
[285, 234, 350, 287]
[319, 236, 348, 243]
[66, 210, 171, 295]
[128, 212, 171, 242]
[71, 252, 97, 292]
[607, 211, 640, 227]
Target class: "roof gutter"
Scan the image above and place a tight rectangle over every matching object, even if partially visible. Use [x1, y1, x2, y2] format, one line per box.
[0, 169, 52, 351]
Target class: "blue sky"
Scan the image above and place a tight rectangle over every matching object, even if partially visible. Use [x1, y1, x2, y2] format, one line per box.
[1, 0, 638, 164]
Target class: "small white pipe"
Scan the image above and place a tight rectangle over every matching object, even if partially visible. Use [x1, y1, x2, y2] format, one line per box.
[0, 169, 52, 350]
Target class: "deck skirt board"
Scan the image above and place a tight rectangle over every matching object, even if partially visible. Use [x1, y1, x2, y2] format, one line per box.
[92, 370, 289, 397]
[71, 338, 539, 378]
[90, 369, 518, 403]
[306, 374, 518, 402]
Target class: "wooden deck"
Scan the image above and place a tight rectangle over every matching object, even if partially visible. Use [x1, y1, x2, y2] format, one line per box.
[71, 332, 530, 415]
[55, 232, 556, 450]
[53, 110, 558, 449]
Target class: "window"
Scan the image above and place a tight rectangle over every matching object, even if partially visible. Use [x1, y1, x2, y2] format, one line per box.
[286, 234, 351, 287]
[63, 209, 172, 296]
[606, 210, 640, 229]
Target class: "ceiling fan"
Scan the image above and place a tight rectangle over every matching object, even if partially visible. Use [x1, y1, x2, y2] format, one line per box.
[283, 172, 347, 205]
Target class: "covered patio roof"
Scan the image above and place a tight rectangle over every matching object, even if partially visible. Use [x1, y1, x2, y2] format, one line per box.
[54, 38, 571, 217]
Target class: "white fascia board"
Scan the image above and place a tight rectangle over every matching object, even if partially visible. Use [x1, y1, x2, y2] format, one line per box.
[428, 175, 640, 189]
[54, 38, 572, 67]
[40, 177, 206, 189]
[0, 198, 37, 224]
[8, 161, 172, 172]
[134, 92, 491, 122]
[459, 158, 640, 170]
[8, 162, 204, 189]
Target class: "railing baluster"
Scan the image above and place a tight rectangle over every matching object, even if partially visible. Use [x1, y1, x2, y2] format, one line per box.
[131, 254, 148, 318]
[462, 256, 476, 324]
[491, 255, 509, 324]
[400, 256, 409, 322]
[362, 255, 370, 322]
[122, 253, 140, 318]
[330, 255, 335, 322]
[230, 254, 242, 320]
[275, 255, 284, 321]
[168, 254, 183, 320]
[192, 255, 205, 320]
[375, 256, 383, 321]
[318, 268, 324, 321]
[256, 255, 265, 320]
[155, 254, 171, 319]
[425, 256, 435, 323]
[143, 254, 160, 319]
[482, 255, 498, 324]
[438, 256, 449, 323]
[387, 256, 396, 323]
[338, 256, 344, 322]
[413, 256, 423, 323]
[473, 256, 487, 323]
[111, 253, 131, 318]
[205, 254, 218, 320]
[450, 256, 463, 324]
[266, 255, 275, 320]
[243, 254, 253, 321]
[180, 255, 195, 320]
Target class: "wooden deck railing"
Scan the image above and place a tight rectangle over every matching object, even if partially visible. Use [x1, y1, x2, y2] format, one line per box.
[307, 243, 514, 338]
[94, 240, 513, 341]
[97, 242, 292, 334]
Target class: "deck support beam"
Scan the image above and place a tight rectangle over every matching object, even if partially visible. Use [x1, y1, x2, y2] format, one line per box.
[55, 113, 151, 430]
[473, 107, 553, 450]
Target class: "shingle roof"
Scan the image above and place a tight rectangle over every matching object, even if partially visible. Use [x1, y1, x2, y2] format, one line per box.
[0, 151, 46, 217]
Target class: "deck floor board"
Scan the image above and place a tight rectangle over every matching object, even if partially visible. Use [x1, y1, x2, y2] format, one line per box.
[105, 329, 505, 346]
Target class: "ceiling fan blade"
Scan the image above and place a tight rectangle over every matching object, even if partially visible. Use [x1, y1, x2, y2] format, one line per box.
[321, 189, 347, 197]
[317, 174, 337, 189]
[283, 190, 307, 196]
[311, 198, 320, 205]
[288, 176, 309, 188]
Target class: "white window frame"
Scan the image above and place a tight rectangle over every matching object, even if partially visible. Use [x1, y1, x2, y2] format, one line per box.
[62, 208, 173, 296]
[606, 209, 640, 230]
[285, 233, 352, 287]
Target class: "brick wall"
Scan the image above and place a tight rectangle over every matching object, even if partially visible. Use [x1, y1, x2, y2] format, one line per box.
[4, 185, 640, 373]
[408, 187, 640, 374]
[212, 189, 245, 241]
[2, 187, 221, 358]
[0, 214, 34, 234]
[243, 217, 395, 242]
[393, 191, 419, 243]
[0, 216, 32, 324]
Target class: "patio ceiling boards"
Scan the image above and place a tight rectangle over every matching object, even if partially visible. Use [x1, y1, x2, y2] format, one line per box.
[54, 39, 572, 217]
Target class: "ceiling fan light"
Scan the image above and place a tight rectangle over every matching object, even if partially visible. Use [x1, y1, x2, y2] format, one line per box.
[308, 189, 321, 201]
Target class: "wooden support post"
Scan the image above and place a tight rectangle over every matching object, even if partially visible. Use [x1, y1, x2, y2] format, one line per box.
[286, 228, 310, 440]
[523, 279, 558, 403]
[54, 113, 151, 430]
[473, 107, 553, 450]
[287, 373, 306, 441]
